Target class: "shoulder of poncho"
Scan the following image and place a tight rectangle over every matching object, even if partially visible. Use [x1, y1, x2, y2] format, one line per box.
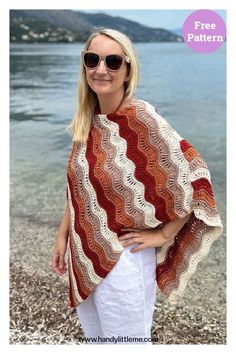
[133, 99, 183, 142]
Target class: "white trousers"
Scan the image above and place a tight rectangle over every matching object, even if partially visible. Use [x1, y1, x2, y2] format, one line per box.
[76, 243, 157, 345]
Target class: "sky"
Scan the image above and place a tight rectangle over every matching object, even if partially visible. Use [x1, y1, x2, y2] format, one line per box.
[82, 9, 226, 30]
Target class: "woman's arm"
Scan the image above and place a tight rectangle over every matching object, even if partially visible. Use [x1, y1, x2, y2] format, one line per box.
[52, 201, 70, 275]
[119, 213, 192, 252]
[160, 213, 192, 241]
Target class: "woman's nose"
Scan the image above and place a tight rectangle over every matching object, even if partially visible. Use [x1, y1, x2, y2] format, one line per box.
[96, 59, 107, 73]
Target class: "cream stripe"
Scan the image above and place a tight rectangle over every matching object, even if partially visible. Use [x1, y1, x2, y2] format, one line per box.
[190, 168, 211, 182]
[192, 208, 223, 227]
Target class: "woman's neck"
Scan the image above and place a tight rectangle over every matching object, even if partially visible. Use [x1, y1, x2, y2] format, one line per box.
[98, 92, 130, 114]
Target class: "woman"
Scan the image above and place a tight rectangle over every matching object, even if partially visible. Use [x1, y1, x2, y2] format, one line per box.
[52, 28, 223, 345]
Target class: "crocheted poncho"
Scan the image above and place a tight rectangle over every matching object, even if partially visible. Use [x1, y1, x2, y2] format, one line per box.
[66, 99, 223, 308]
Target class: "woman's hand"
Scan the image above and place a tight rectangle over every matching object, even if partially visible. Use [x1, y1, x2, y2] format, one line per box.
[119, 228, 170, 253]
[119, 214, 192, 253]
[52, 235, 68, 276]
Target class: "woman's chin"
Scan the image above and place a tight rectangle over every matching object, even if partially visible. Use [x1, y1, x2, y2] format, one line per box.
[92, 86, 112, 96]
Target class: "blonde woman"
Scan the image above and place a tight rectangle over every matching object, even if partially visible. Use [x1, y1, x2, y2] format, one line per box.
[52, 28, 222, 345]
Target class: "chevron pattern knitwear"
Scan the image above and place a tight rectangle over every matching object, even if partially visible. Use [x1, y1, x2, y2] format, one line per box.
[66, 99, 223, 308]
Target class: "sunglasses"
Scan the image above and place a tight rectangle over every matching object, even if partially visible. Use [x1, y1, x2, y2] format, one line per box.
[82, 51, 130, 71]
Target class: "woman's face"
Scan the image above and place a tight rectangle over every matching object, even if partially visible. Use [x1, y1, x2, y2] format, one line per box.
[85, 35, 129, 100]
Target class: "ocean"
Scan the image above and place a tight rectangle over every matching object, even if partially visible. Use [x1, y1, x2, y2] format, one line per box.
[10, 42, 226, 225]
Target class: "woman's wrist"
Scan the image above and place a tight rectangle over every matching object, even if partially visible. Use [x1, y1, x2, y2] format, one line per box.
[160, 227, 171, 240]
[57, 232, 69, 240]
[159, 213, 192, 242]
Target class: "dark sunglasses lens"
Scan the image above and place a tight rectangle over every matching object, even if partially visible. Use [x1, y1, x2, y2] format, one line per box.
[84, 53, 99, 68]
[106, 55, 123, 70]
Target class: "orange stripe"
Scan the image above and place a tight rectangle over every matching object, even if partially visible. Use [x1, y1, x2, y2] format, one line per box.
[183, 147, 200, 162]
[193, 190, 216, 208]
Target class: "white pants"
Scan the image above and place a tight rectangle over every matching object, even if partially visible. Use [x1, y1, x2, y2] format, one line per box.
[76, 243, 157, 345]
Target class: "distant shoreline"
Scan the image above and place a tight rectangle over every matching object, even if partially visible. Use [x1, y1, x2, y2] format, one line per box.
[10, 9, 184, 44]
[10, 41, 186, 45]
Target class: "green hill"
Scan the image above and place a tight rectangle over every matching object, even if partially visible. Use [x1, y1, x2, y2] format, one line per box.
[10, 10, 183, 43]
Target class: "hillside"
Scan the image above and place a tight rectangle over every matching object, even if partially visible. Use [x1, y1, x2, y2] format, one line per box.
[10, 10, 183, 43]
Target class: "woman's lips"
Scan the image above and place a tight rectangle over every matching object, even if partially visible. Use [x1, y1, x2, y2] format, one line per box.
[93, 78, 111, 82]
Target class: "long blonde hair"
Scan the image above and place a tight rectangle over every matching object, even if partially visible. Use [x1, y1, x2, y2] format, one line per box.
[68, 28, 140, 143]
